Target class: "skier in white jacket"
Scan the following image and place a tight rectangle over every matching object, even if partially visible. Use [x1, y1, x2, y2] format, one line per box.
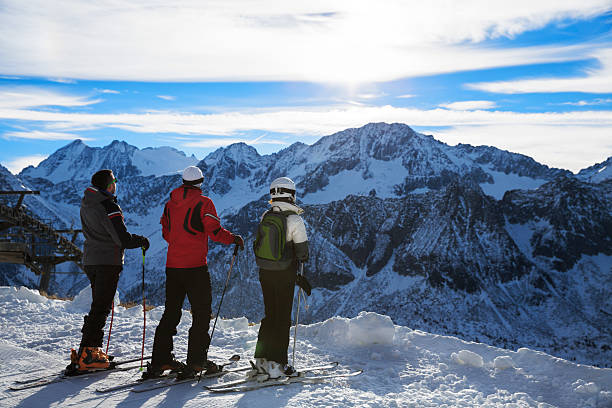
[253, 177, 309, 378]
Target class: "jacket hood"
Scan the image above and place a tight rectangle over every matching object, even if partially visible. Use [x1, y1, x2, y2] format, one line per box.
[169, 185, 203, 207]
[269, 200, 304, 215]
[82, 186, 114, 207]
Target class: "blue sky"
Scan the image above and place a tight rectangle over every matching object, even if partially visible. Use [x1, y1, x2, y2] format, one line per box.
[0, 1, 611, 173]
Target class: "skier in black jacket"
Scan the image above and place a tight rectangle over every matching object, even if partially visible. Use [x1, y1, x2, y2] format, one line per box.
[67, 169, 149, 374]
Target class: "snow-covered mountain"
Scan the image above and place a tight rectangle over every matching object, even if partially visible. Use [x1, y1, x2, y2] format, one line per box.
[2, 286, 611, 408]
[578, 156, 612, 183]
[19, 139, 198, 183]
[2, 122, 611, 368]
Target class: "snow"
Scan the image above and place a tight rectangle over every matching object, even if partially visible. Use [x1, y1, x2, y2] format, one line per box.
[480, 169, 548, 200]
[132, 147, 198, 177]
[301, 158, 407, 204]
[66, 286, 122, 314]
[493, 356, 515, 370]
[2, 286, 612, 408]
[451, 350, 485, 368]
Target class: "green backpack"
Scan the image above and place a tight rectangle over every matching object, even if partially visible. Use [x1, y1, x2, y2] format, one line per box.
[253, 207, 296, 270]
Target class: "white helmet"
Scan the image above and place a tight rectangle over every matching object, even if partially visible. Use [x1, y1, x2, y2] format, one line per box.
[182, 166, 204, 187]
[270, 177, 296, 203]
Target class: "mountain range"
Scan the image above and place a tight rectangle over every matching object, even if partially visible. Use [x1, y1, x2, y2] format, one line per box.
[1, 122, 610, 367]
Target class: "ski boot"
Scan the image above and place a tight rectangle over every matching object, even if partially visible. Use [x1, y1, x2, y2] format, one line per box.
[65, 347, 111, 375]
[246, 357, 268, 380]
[176, 360, 221, 380]
[142, 355, 185, 380]
[266, 361, 298, 379]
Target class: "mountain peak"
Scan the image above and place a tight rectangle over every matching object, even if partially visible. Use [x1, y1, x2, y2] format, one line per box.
[577, 156, 612, 183]
[20, 139, 197, 182]
[203, 142, 260, 165]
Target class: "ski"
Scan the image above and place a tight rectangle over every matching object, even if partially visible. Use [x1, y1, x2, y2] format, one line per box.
[14, 355, 151, 385]
[206, 362, 339, 391]
[130, 366, 250, 393]
[129, 355, 243, 393]
[208, 369, 363, 393]
[9, 365, 142, 391]
[95, 372, 177, 393]
[97, 354, 241, 394]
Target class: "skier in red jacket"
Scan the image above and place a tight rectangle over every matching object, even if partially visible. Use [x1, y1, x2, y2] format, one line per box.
[144, 166, 243, 380]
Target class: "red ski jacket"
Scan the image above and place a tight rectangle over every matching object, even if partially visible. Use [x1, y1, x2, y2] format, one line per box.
[161, 185, 234, 268]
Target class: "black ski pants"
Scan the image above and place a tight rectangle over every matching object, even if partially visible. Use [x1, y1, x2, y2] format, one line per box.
[80, 265, 121, 349]
[254, 266, 297, 365]
[152, 266, 212, 367]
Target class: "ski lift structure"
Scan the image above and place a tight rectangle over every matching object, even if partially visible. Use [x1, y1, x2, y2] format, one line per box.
[0, 190, 84, 293]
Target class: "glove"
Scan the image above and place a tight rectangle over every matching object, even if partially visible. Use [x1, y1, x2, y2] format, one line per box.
[134, 235, 150, 252]
[232, 234, 244, 250]
[296, 274, 312, 296]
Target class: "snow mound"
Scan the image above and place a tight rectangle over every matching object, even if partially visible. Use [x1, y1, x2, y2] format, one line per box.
[303, 311, 395, 347]
[347, 311, 395, 346]
[66, 286, 121, 313]
[451, 349, 484, 368]
[217, 317, 249, 331]
[493, 355, 515, 370]
[0, 286, 49, 304]
[573, 379, 600, 395]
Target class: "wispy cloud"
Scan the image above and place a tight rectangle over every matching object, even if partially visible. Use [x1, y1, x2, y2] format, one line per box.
[3, 130, 89, 141]
[0, 87, 102, 109]
[466, 49, 612, 94]
[3, 104, 612, 135]
[432, 125, 612, 172]
[48, 78, 77, 84]
[181, 136, 288, 148]
[439, 100, 497, 111]
[560, 98, 612, 106]
[0, 103, 610, 170]
[2, 154, 47, 174]
[0, 1, 609, 82]
[357, 93, 386, 100]
[99, 89, 120, 94]
[396, 94, 416, 99]
[157, 95, 176, 101]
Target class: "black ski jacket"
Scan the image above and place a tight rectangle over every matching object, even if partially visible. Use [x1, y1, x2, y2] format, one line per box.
[80, 186, 144, 265]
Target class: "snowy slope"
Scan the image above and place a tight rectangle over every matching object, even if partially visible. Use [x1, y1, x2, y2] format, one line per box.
[19, 140, 197, 182]
[1, 286, 611, 408]
[578, 157, 612, 183]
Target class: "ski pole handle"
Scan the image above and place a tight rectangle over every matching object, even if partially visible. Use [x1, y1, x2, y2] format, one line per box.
[233, 244, 239, 256]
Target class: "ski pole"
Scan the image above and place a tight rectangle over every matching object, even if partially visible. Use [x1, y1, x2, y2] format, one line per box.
[140, 247, 146, 370]
[292, 262, 304, 368]
[199, 244, 239, 382]
[105, 301, 114, 355]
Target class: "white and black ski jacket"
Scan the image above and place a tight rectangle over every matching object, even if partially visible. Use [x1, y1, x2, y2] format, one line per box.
[264, 200, 309, 262]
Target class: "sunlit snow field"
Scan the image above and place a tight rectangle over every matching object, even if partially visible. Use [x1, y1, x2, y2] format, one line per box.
[1, 286, 611, 408]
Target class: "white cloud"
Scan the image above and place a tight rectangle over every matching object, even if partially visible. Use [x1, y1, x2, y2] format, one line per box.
[431, 125, 612, 172]
[182, 137, 288, 148]
[396, 94, 416, 99]
[157, 95, 176, 101]
[0, 103, 610, 170]
[560, 98, 612, 106]
[3, 130, 89, 141]
[99, 89, 120, 94]
[439, 100, 497, 110]
[0, 87, 101, 109]
[2, 154, 47, 174]
[0, 1, 609, 82]
[466, 49, 612, 94]
[357, 93, 385, 100]
[48, 78, 77, 84]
